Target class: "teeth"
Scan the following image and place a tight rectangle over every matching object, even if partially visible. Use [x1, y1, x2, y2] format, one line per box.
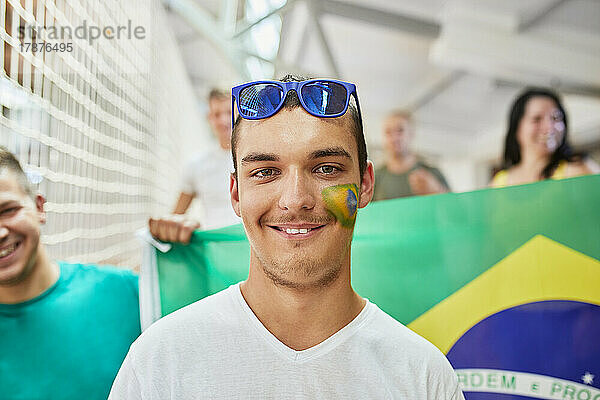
[284, 228, 311, 234]
[0, 244, 17, 258]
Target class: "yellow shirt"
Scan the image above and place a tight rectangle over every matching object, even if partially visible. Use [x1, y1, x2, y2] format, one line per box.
[491, 160, 568, 188]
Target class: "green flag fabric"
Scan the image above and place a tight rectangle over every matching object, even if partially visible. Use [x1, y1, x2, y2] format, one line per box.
[141, 174, 600, 399]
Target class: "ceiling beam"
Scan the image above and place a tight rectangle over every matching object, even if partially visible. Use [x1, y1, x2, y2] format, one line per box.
[319, 0, 440, 38]
[307, 0, 340, 77]
[220, 0, 239, 36]
[495, 78, 600, 99]
[175, 32, 200, 44]
[518, 0, 568, 32]
[233, 0, 296, 38]
[294, 19, 311, 68]
[431, 20, 600, 89]
[163, 0, 250, 79]
[410, 71, 465, 111]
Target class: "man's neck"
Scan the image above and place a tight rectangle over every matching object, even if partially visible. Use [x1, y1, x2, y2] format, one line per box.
[240, 259, 365, 351]
[385, 153, 417, 174]
[0, 248, 59, 304]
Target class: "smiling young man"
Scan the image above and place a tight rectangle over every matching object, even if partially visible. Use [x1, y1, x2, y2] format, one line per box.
[110, 76, 464, 399]
[0, 147, 141, 400]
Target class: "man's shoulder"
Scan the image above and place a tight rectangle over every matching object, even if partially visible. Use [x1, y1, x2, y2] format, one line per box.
[359, 305, 461, 397]
[363, 305, 420, 343]
[60, 262, 138, 286]
[162, 284, 238, 323]
[58, 262, 139, 306]
[374, 165, 390, 175]
[364, 304, 452, 365]
[415, 160, 444, 177]
[185, 147, 230, 167]
[421, 164, 443, 175]
[415, 160, 449, 188]
[184, 151, 213, 169]
[132, 285, 241, 349]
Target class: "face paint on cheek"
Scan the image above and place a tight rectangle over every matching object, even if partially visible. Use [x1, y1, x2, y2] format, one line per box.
[321, 184, 359, 228]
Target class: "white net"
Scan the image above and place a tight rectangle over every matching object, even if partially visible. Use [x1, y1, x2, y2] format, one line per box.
[0, 0, 203, 268]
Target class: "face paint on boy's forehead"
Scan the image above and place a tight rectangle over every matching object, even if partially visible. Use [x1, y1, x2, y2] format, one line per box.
[321, 184, 359, 228]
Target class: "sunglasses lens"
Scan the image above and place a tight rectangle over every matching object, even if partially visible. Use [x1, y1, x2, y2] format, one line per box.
[238, 84, 284, 119]
[301, 81, 348, 116]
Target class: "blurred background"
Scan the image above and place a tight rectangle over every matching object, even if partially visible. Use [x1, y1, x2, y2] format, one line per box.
[1, 0, 599, 267]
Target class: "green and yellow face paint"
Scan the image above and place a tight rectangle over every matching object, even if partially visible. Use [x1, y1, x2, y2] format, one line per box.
[321, 183, 359, 228]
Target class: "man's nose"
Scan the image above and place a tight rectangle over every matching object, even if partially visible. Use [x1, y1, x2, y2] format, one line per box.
[219, 112, 230, 125]
[0, 225, 8, 241]
[278, 169, 316, 212]
[218, 115, 231, 130]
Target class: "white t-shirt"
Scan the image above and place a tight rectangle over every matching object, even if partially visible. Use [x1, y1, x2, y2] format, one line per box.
[180, 147, 240, 230]
[110, 284, 464, 400]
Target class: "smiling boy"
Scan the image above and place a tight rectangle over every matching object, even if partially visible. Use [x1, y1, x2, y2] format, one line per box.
[110, 76, 463, 399]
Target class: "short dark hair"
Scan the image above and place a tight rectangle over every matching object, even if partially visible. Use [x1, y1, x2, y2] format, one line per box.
[386, 109, 413, 124]
[231, 74, 368, 180]
[208, 88, 228, 103]
[503, 87, 576, 179]
[0, 146, 35, 199]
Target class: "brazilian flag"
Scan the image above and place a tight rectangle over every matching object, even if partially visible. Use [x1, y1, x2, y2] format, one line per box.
[140, 174, 600, 399]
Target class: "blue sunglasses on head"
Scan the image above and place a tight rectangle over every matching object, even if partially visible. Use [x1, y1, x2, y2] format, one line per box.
[231, 79, 362, 127]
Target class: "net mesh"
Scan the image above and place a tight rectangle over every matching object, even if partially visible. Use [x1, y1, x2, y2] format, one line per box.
[0, 0, 203, 268]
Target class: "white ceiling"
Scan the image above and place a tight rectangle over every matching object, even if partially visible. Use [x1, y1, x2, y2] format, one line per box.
[164, 0, 600, 165]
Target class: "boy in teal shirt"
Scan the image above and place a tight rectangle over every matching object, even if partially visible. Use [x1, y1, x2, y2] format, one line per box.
[0, 147, 141, 399]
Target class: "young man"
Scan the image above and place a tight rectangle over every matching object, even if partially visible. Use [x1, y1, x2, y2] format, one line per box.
[111, 77, 464, 399]
[374, 110, 449, 200]
[167, 88, 240, 230]
[0, 147, 141, 400]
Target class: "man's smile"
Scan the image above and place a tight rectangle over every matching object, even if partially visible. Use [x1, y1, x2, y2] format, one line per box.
[0, 240, 22, 264]
[266, 223, 327, 239]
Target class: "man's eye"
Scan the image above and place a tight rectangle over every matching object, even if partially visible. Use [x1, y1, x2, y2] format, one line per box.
[253, 169, 279, 178]
[0, 207, 19, 216]
[315, 165, 339, 175]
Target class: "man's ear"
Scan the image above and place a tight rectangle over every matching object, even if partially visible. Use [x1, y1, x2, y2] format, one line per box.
[358, 161, 374, 209]
[230, 173, 241, 217]
[35, 194, 46, 224]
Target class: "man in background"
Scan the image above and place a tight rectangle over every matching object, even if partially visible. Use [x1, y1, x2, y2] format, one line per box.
[374, 110, 450, 200]
[0, 146, 140, 400]
[166, 88, 240, 230]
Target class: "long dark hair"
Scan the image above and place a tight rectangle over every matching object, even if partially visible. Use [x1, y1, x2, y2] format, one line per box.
[503, 87, 575, 179]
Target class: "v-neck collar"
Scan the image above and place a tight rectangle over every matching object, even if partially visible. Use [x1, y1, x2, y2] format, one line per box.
[232, 283, 375, 363]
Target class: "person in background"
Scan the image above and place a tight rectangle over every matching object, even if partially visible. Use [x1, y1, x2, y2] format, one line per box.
[157, 89, 240, 233]
[373, 110, 449, 200]
[490, 87, 599, 187]
[0, 146, 141, 400]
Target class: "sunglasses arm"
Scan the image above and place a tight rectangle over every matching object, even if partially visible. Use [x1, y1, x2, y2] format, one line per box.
[352, 93, 364, 128]
[231, 95, 236, 130]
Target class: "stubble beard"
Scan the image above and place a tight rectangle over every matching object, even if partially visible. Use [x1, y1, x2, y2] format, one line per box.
[256, 238, 351, 291]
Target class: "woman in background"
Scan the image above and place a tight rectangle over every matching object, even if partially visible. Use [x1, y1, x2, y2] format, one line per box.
[491, 88, 599, 187]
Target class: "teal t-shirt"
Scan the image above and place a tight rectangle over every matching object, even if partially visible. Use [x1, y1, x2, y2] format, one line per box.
[0, 262, 141, 400]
